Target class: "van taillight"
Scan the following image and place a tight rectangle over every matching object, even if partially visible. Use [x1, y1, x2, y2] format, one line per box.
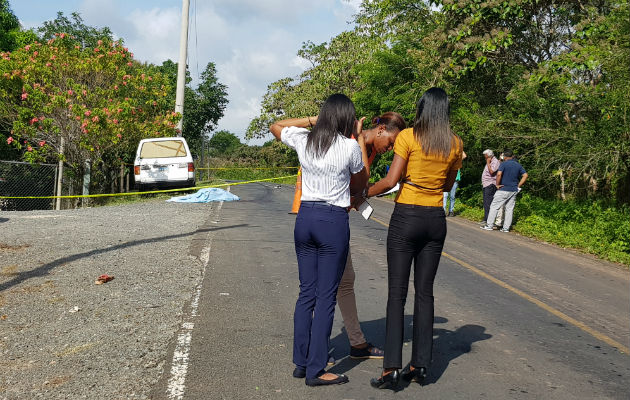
[134, 165, 140, 175]
[188, 162, 194, 172]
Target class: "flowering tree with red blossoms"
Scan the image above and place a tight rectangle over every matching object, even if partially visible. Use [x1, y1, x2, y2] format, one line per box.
[0, 33, 179, 186]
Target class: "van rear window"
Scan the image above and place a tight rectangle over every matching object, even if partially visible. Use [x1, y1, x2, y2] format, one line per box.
[140, 140, 188, 158]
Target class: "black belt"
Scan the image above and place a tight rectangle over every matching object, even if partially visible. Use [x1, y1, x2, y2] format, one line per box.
[402, 180, 444, 191]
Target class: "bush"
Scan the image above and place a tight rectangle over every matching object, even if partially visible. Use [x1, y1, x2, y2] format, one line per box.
[456, 188, 630, 266]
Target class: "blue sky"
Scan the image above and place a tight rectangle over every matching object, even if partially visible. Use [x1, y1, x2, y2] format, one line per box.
[10, 0, 361, 144]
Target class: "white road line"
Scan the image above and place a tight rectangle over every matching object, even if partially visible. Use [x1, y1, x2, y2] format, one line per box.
[166, 198, 225, 399]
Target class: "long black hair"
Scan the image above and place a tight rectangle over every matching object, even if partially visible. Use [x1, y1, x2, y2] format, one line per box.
[413, 87, 459, 159]
[307, 93, 356, 158]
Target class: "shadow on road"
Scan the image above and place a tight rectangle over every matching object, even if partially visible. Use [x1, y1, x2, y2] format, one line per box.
[0, 217, 8, 223]
[328, 315, 491, 388]
[0, 224, 248, 293]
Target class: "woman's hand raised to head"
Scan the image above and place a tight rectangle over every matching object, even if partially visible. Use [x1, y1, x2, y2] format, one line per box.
[355, 116, 366, 138]
[269, 116, 318, 141]
[355, 118, 370, 177]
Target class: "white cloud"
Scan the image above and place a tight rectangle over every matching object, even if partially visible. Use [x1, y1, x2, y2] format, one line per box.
[210, 0, 328, 20]
[346, 0, 363, 12]
[333, 0, 363, 21]
[130, 8, 179, 40]
[17, 19, 39, 31]
[290, 55, 312, 71]
[127, 7, 181, 62]
[219, 96, 262, 137]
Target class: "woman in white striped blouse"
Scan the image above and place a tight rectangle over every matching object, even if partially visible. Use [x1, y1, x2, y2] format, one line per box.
[270, 94, 368, 386]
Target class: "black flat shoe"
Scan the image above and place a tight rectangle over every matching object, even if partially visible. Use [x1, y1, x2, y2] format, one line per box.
[293, 367, 306, 378]
[350, 342, 384, 359]
[401, 365, 427, 383]
[305, 373, 349, 386]
[370, 369, 399, 389]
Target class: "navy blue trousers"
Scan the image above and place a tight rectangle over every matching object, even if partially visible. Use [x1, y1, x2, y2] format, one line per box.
[293, 201, 349, 379]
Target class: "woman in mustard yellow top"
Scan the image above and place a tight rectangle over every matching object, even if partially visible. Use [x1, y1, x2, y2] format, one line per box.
[366, 88, 463, 389]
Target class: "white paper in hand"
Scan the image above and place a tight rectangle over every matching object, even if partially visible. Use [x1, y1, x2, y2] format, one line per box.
[377, 183, 400, 197]
[358, 200, 374, 220]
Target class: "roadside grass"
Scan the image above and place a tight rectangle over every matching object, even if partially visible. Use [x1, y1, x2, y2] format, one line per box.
[93, 178, 224, 207]
[453, 192, 630, 267]
[95, 192, 172, 206]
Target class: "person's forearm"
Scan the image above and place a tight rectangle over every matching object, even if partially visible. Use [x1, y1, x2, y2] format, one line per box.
[495, 173, 502, 187]
[518, 174, 528, 188]
[487, 161, 496, 175]
[269, 116, 317, 140]
[367, 154, 405, 197]
[357, 135, 369, 177]
[350, 168, 368, 197]
[368, 175, 396, 197]
[274, 116, 317, 128]
[444, 169, 458, 192]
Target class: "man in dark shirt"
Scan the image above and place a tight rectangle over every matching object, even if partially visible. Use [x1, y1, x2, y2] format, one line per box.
[481, 150, 528, 232]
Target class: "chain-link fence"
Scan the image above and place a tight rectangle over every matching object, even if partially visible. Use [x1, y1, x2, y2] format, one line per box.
[0, 160, 58, 211]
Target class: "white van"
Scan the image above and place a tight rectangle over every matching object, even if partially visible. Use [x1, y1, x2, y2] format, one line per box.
[133, 137, 195, 190]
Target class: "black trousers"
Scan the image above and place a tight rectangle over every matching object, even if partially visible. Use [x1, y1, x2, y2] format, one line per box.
[383, 203, 446, 369]
[482, 185, 497, 222]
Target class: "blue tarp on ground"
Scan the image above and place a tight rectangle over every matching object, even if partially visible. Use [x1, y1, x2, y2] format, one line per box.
[167, 188, 240, 203]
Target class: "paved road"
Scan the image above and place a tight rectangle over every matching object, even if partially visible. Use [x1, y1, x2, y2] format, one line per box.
[152, 183, 629, 400]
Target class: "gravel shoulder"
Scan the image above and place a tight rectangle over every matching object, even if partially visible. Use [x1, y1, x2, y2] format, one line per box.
[0, 199, 216, 399]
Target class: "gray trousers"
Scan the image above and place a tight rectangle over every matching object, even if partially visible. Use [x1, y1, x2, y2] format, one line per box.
[486, 190, 518, 230]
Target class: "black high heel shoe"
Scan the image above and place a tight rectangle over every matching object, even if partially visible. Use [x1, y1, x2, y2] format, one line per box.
[370, 369, 400, 389]
[401, 365, 427, 383]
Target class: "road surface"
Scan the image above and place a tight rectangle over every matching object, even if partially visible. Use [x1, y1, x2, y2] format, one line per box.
[152, 182, 629, 400]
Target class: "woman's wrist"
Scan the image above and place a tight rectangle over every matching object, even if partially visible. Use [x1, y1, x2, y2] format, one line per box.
[306, 115, 317, 128]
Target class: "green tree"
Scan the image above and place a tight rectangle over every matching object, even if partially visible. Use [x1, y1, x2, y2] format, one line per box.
[153, 60, 228, 154]
[502, 2, 630, 201]
[0, 34, 178, 191]
[37, 12, 113, 49]
[246, 30, 382, 139]
[247, 0, 629, 203]
[183, 62, 228, 153]
[207, 130, 242, 155]
[350, 0, 630, 200]
[1, 0, 36, 160]
[0, 0, 18, 51]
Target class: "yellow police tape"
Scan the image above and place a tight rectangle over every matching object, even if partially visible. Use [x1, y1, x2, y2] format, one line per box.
[0, 174, 298, 200]
[197, 166, 299, 170]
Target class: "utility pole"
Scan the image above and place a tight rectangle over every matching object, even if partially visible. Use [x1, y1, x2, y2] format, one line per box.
[174, 0, 190, 136]
[55, 137, 64, 211]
